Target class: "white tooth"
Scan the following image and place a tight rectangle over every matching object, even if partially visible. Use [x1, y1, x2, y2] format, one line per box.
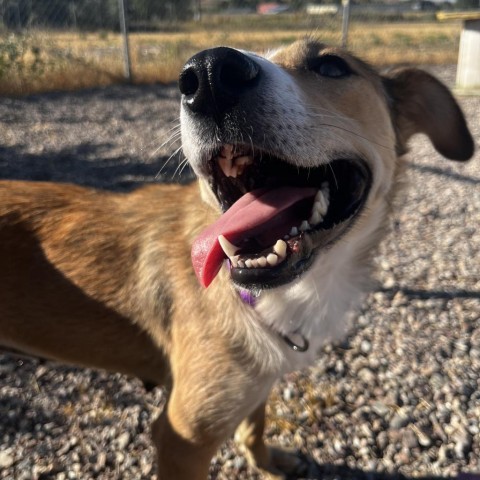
[314, 191, 328, 216]
[266, 253, 278, 266]
[257, 256, 267, 267]
[231, 255, 239, 268]
[245, 259, 253, 268]
[273, 239, 287, 259]
[290, 226, 298, 236]
[251, 259, 259, 268]
[218, 235, 240, 258]
[238, 259, 245, 268]
[309, 211, 322, 225]
[299, 220, 310, 232]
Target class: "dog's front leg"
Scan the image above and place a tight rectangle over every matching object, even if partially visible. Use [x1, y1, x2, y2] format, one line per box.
[152, 403, 219, 480]
[151, 341, 275, 479]
[235, 402, 306, 479]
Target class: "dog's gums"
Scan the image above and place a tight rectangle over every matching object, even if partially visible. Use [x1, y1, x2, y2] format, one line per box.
[191, 144, 372, 289]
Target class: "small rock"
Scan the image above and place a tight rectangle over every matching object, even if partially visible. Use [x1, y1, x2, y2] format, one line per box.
[402, 429, 418, 449]
[333, 439, 346, 455]
[392, 291, 408, 307]
[360, 340, 372, 354]
[358, 367, 375, 384]
[116, 431, 131, 450]
[390, 410, 412, 430]
[233, 456, 246, 469]
[416, 429, 432, 448]
[0, 450, 14, 469]
[372, 401, 390, 417]
[377, 431, 389, 451]
[283, 387, 294, 402]
[454, 429, 472, 459]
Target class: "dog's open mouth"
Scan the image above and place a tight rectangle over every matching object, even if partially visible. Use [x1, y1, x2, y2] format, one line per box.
[191, 144, 372, 289]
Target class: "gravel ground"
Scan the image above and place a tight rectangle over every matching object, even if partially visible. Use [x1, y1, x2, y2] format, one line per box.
[0, 65, 478, 480]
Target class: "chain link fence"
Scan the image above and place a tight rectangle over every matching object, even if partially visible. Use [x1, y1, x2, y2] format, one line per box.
[0, 0, 477, 95]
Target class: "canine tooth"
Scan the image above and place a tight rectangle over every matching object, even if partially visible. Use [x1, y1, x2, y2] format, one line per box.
[238, 259, 245, 268]
[299, 220, 310, 232]
[290, 226, 298, 236]
[314, 191, 329, 216]
[273, 239, 287, 258]
[257, 256, 267, 267]
[218, 235, 240, 258]
[245, 259, 253, 268]
[309, 210, 322, 225]
[266, 253, 278, 266]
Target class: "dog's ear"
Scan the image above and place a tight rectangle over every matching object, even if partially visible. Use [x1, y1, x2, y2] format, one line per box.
[383, 68, 474, 161]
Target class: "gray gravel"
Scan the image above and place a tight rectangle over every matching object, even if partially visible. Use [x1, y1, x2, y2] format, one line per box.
[0, 65, 479, 480]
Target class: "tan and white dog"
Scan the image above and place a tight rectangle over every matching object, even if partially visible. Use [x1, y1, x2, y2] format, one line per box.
[0, 39, 474, 479]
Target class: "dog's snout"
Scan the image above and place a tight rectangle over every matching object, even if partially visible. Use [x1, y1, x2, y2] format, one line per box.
[179, 47, 260, 117]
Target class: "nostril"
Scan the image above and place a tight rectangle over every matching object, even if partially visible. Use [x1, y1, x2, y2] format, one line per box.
[179, 47, 261, 116]
[179, 67, 199, 96]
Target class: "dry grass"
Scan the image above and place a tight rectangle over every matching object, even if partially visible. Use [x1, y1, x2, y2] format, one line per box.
[0, 18, 462, 96]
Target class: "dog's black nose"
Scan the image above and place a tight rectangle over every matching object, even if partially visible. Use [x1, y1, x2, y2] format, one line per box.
[179, 47, 260, 118]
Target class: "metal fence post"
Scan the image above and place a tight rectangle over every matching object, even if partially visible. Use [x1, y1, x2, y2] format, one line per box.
[194, 0, 202, 21]
[341, 0, 351, 48]
[118, 0, 132, 82]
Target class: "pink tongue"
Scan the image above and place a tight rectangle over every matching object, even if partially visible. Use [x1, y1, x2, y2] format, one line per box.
[191, 187, 317, 287]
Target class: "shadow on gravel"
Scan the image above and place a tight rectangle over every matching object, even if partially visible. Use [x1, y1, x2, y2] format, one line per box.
[0, 143, 194, 191]
[16, 83, 179, 106]
[379, 287, 480, 300]
[297, 460, 451, 480]
[407, 161, 480, 185]
[0, 390, 69, 437]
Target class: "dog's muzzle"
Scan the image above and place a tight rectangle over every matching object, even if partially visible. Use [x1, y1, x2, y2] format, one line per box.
[179, 47, 260, 121]
[180, 48, 372, 291]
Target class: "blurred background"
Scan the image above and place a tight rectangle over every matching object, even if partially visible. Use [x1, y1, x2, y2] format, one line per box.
[0, 0, 478, 96]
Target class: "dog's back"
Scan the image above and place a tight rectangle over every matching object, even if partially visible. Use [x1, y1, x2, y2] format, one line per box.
[0, 180, 186, 384]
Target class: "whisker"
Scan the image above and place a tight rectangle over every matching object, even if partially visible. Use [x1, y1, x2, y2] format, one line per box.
[328, 162, 339, 190]
[141, 117, 181, 151]
[174, 157, 190, 178]
[156, 146, 183, 179]
[149, 128, 182, 160]
[178, 157, 192, 177]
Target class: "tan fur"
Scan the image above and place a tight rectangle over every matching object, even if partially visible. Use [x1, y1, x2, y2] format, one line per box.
[0, 40, 474, 479]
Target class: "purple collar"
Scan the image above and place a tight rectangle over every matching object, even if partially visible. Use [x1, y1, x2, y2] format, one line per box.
[238, 288, 257, 307]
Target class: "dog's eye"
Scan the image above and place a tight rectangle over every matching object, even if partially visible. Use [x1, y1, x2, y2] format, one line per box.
[309, 55, 351, 78]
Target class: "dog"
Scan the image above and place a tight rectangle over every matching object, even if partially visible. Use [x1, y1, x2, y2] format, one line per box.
[0, 39, 474, 479]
